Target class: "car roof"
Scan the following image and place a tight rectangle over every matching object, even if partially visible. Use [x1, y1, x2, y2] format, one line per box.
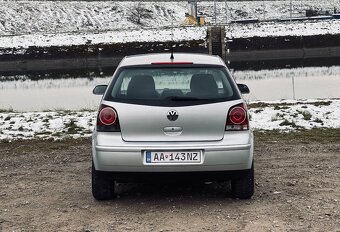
[119, 53, 226, 67]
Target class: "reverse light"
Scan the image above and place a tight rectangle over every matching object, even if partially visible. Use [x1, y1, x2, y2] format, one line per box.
[226, 103, 249, 131]
[97, 105, 120, 132]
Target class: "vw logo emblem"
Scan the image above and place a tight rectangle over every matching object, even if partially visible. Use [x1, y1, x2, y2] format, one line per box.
[167, 110, 179, 121]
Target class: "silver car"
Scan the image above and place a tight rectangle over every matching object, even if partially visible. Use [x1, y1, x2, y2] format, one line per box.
[92, 53, 254, 200]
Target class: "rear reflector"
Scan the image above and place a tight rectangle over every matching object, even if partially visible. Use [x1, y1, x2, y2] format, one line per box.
[151, 62, 194, 65]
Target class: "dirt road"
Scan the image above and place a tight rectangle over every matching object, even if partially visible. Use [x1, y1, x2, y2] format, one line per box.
[0, 135, 339, 231]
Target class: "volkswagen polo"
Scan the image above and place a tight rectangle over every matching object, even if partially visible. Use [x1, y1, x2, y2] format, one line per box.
[92, 53, 254, 200]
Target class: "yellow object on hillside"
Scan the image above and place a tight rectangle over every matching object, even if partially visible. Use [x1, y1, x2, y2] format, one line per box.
[182, 15, 198, 25]
[199, 16, 205, 26]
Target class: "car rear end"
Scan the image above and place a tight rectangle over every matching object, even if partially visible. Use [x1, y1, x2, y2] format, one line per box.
[92, 53, 254, 200]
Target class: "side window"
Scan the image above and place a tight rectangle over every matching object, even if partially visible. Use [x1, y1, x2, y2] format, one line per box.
[217, 74, 233, 97]
[119, 77, 131, 95]
[121, 77, 131, 91]
[216, 79, 224, 88]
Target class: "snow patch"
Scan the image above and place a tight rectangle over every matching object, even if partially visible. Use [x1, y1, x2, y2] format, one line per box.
[1, 99, 339, 141]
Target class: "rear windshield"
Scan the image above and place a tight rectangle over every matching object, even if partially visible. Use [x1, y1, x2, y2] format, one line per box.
[104, 66, 240, 106]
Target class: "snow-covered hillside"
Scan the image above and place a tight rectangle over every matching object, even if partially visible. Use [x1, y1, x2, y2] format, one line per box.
[0, 2, 186, 36]
[225, 20, 340, 38]
[0, 27, 206, 49]
[0, 1, 340, 50]
[0, 1, 337, 36]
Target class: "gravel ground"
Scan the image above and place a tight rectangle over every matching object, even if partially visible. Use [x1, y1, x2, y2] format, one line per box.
[0, 135, 339, 231]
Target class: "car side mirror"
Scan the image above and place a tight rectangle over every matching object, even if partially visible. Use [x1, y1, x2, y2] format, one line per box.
[237, 84, 250, 94]
[93, 85, 108, 95]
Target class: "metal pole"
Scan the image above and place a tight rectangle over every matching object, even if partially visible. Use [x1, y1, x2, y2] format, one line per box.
[263, 0, 266, 20]
[290, 0, 292, 21]
[334, 0, 337, 14]
[214, 0, 217, 25]
[194, 0, 197, 19]
[225, 0, 228, 24]
[292, 76, 296, 100]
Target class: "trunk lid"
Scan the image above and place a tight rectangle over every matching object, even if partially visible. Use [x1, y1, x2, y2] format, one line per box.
[103, 100, 243, 142]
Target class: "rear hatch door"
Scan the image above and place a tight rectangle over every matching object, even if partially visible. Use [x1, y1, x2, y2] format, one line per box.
[103, 100, 242, 142]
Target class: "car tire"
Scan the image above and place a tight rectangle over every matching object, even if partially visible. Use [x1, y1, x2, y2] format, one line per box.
[231, 162, 254, 199]
[92, 162, 115, 200]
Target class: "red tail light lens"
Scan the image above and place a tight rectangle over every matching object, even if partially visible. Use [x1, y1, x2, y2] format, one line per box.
[97, 105, 120, 132]
[229, 107, 246, 124]
[226, 103, 249, 131]
[99, 107, 117, 125]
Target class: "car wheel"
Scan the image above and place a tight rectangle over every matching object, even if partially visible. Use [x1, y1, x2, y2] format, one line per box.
[231, 162, 254, 199]
[92, 162, 115, 200]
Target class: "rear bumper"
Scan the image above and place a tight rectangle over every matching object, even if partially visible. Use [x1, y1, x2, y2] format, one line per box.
[92, 131, 254, 173]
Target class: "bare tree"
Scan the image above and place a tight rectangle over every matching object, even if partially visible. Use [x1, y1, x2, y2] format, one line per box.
[128, 3, 153, 25]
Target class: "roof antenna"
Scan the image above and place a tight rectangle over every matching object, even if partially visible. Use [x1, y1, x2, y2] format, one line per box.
[170, 21, 174, 61]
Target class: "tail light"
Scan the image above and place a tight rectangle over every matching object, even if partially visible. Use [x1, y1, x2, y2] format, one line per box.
[96, 105, 121, 132]
[226, 103, 249, 131]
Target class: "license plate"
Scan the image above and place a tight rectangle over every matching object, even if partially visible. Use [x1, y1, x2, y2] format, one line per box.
[145, 151, 202, 164]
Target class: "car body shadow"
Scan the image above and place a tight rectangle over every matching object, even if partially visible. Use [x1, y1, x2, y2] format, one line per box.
[114, 181, 234, 201]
